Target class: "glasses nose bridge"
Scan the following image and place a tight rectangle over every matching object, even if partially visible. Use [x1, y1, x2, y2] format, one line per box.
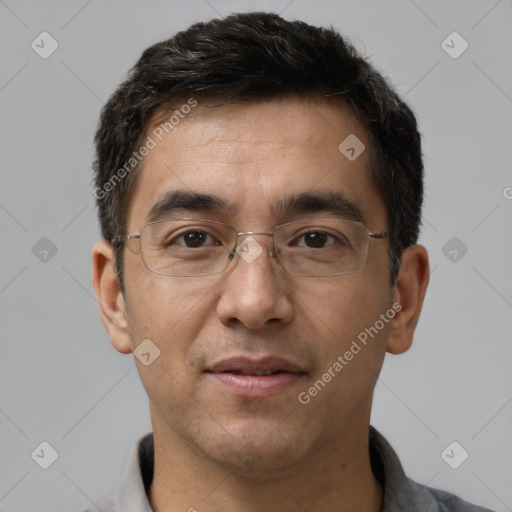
[236, 231, 274, 244]
[236, 230, 273, 238]
[234, 230, 279, 256]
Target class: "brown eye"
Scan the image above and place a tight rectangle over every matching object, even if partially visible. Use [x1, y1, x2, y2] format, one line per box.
[165, 230, 219, 248]
[182, 231, 209, 247]
[293, 231, 339, 249]
[302, 232, 329, 248]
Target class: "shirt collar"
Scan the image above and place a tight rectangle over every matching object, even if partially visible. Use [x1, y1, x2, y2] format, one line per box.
[115, 426, 419, 512]
[369, 427, 418, 511]
[115, 432, 154, 512]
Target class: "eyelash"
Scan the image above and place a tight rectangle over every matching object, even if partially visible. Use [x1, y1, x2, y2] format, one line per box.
[167, 228, 344, 249]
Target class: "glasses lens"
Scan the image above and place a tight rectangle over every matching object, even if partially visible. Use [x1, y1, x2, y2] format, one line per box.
[274, 220, 370, 276]
[140, 219, 234, 276]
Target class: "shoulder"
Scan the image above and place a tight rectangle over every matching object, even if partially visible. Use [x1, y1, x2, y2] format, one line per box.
[77, 496, 115, 512]
[407, 478, 496, 512]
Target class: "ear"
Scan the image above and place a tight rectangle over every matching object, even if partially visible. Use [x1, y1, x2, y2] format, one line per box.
[92, 240, 133, 354]
[386, 244, 429, 355]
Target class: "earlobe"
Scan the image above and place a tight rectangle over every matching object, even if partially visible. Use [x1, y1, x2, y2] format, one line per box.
[92, 241, 133, 355]
[386, 244, 430, 355]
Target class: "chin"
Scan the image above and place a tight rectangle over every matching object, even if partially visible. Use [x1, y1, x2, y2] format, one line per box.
[199, 418, 309, 478]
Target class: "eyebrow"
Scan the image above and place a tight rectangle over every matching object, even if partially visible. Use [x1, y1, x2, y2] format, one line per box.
[274, 191, 365, 224]
[147, 190, 237, 222]
[146, 190, 365, 224]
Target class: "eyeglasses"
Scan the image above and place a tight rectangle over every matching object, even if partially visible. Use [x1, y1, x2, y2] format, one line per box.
[112, 218, 389, 277]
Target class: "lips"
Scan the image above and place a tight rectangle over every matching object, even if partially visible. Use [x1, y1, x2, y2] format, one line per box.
[207, 356, 304, 375]
[205, 356, 306, 397]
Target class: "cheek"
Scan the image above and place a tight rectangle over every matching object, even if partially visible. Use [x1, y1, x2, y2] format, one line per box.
[295, 280, 392, 416]
[291, 268, 393, 399]
[124, 274, 215, 406]
[124, 258, 219, 357]
[291, 268, 392, 343]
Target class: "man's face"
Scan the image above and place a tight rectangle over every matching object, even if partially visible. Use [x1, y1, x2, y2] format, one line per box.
[121, 98, 394, 473]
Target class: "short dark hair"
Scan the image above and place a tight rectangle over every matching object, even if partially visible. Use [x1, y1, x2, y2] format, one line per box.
[93, 12, 423, 292]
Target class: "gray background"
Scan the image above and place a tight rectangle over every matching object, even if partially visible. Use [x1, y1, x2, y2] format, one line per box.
[1, 1, 511, 511]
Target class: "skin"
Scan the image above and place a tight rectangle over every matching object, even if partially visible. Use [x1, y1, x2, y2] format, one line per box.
[92, 98, 429, 512]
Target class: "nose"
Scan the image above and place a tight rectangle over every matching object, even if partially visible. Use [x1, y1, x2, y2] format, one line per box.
[216, 234, 294, 329]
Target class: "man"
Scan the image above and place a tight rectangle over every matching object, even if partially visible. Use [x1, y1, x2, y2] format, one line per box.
[90, 12, 492, 512]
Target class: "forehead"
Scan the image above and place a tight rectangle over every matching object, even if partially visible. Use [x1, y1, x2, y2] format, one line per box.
[126, 98, 387, 230]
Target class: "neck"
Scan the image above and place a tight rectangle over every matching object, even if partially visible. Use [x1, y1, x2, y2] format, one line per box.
[148, 414, 383, 512]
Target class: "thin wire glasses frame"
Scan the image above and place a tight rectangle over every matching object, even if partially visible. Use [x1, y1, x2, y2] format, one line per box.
[111, 218, 389, 278]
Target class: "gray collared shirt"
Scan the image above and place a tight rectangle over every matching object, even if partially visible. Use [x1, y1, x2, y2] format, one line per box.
[81, 427, 494, 511]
